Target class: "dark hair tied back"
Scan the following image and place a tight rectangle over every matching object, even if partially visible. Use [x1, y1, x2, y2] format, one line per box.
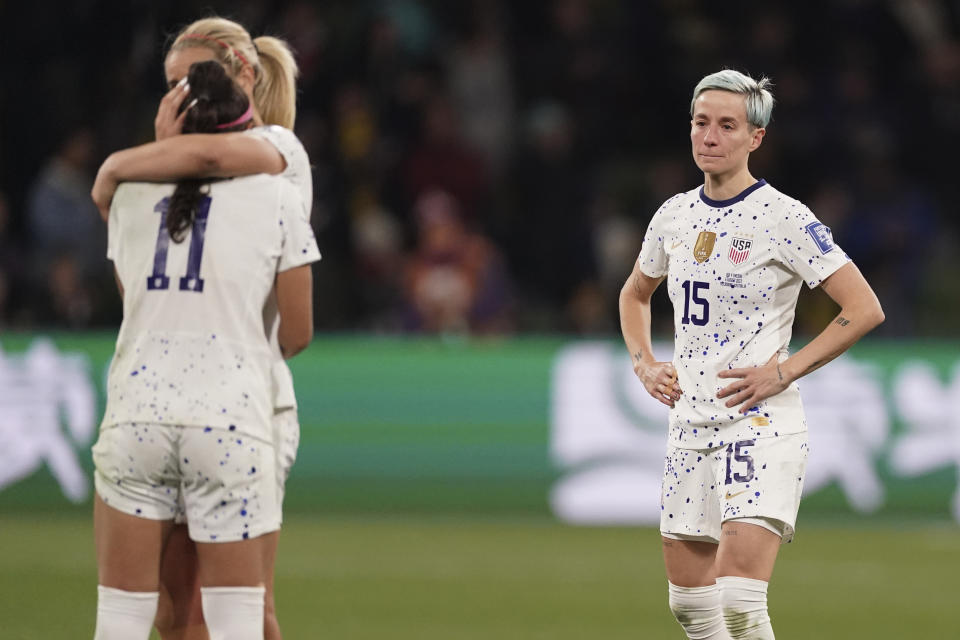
[167, 60, 251, 242]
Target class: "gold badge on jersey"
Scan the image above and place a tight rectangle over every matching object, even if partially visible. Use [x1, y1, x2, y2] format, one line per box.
[693, 231, 717, 263]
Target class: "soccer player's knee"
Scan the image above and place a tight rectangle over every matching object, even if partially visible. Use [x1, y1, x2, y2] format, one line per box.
[668, 582, 729, 639]
[717, 576, 774, 639]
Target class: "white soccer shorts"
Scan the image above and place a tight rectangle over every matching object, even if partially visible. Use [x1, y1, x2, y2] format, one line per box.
[164, 408, 300, 526]
[93, 422, 280, 542]
[660, 431, 808, 544]
[271, 407, 300, 507]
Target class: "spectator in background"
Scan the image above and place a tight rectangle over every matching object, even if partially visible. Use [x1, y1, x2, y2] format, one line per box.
[521, 0, 619, 159]
[404, 93, 490, 226]
[350, 187, 406, 330]
[509, 101, 597, 330]
[446, 2, 515, 179]
[26, 128, 105, 326]
[403, 189, 512, 334]
[844, 152, 937, 336]
[3, 0, 958, 336]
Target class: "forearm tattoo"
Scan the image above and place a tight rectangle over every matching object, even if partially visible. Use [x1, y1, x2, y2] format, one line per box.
[776, 363, 783, 383]
[834, 316, 851, 327]
[633, 350, 643, 364]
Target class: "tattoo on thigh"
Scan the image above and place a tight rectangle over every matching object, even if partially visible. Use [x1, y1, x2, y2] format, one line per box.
[663, 539, 674, 547]
[723, 529, 738, 536]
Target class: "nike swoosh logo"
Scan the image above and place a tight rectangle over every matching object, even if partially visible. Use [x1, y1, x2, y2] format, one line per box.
[671, 241, 683, 249]
[725, 490, 749, 500]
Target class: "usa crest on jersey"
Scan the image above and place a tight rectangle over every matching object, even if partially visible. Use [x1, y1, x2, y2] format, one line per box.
[728, 237, 752, 265]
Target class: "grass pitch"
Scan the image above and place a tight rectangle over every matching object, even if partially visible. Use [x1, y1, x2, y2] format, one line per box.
[0, 512, 957, 639]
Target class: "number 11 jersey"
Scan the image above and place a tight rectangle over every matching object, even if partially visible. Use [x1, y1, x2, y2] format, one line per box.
[637, 180, 849, 449]
[103, 175, 320, 441]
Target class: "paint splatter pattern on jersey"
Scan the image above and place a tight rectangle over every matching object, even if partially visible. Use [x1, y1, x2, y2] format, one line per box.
[637, 181, 849, 449]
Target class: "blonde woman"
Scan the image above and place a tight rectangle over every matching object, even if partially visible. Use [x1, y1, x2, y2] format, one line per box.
[92, 16, 312, 640]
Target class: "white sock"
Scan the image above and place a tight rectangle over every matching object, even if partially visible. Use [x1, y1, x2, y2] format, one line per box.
[94, 586, 159, 640]
[201, 585, 266, 640]
[716, 576, 775, 639]
[668, 581, 732, 639]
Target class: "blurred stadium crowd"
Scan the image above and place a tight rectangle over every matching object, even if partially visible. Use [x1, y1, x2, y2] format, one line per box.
[1, 0, 958, 336]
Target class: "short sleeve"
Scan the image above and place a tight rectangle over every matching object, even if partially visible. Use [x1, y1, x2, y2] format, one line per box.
[277, 182, 321, 272]
[244, 125, 312, 213]
[775, 204, 850, 288]
[636, 206, 669, 278]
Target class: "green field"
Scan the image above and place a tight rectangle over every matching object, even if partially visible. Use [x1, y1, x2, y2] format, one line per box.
[1, 512, 958, 639]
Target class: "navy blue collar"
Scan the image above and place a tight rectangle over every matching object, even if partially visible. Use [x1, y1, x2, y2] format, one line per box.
[699, 179, 767, 208]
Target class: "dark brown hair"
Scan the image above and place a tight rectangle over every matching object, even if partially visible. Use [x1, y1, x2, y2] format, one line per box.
[167, 60, 251, 242]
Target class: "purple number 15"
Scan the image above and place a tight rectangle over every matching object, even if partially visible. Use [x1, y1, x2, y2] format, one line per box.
[724, 439, 756, 485]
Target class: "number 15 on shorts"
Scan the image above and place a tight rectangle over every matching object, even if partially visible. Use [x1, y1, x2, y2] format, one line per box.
[725, 439, 756, 488]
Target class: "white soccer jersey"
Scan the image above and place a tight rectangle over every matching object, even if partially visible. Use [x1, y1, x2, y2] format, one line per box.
[103, 174, 320, 441]
[637, 179, 849, 449]
[245, 125, 314, 409]
[245, 125, 312, 215]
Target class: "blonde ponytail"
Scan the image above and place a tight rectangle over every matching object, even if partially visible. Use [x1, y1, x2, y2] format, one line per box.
[252, 36, 298, 130]
[169, 17, 299, 130]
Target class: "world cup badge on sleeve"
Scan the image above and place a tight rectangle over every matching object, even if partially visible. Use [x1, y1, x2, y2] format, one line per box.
[805, 221, 836, 254]
[693, 231, 717, 263]
[728, 237, 753, 265]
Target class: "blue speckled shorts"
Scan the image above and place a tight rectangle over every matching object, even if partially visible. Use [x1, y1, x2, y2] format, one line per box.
[168, 407, 300, 526]
[93, 422, 280, 543]
[660, 432, 808, 544]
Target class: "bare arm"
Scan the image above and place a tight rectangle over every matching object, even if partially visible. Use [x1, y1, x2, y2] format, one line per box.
[781, 261, 884, 379]
[113, 267, 124, 299]
[619, 262, 681, 407]
[91, 133, 286, 219]
[717, 261, 885, 412]
[275, 264, 314, 358]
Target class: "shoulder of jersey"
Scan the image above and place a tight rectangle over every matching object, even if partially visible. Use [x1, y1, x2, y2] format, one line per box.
[217, 173, 285, 188]
[743, 182, 810, 221]
[114, 181, 173, 201]
[249, 124, 301, 146]
[656, 187, 701, 214]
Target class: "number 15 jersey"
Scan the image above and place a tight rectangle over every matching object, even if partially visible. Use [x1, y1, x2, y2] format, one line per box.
[637, 180, 849, 449]
[103, 175, 320, 441]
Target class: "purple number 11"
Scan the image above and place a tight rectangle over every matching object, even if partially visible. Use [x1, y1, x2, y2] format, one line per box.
[147, 196, 212, 293]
